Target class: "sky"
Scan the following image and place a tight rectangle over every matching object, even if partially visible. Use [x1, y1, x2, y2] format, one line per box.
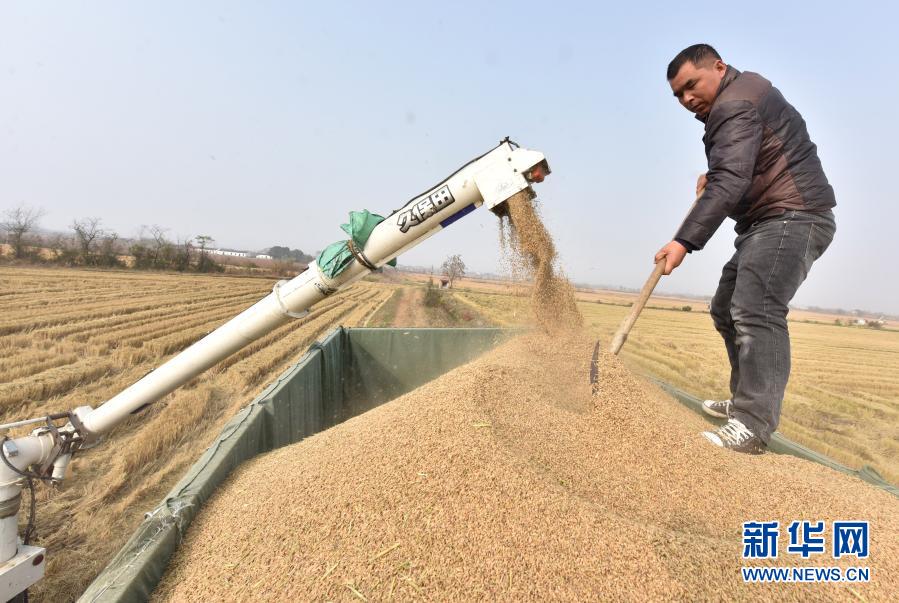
[2, 1, 898, 313]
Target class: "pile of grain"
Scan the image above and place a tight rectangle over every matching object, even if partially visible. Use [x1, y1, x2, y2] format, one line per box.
[500, 190, 582, 334]
[155, 334, 899, 601]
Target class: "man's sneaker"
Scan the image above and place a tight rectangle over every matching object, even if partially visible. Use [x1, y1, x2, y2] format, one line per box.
[702, 398, 731, 419]
[702, 419, 765, 454]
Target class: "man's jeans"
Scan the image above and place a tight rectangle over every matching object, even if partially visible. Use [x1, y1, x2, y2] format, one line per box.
[710, 210, 835, 443]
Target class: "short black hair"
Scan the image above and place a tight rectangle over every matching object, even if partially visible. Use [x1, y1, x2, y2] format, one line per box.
[667, 44, 722, 80]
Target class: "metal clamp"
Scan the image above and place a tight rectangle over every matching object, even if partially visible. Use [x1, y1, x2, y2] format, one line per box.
[37, 420, 62, 478]
[272, 281, 309, 319]
[347, 239, 378, 271]
[66, 408, 99, 448]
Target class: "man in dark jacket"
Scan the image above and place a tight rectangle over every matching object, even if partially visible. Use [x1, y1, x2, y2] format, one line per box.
[656, 44, 836, 454]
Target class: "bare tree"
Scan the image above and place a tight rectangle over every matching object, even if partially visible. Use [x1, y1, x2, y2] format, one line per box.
[194, 235, 218, 272]
[173, 237, 193, 272]
[148, 224, 169, 267]
[71, 217, 104, 264]
[1, 205, 45, 259]
[98, 231, 122, 267]
[194, 235, 214, 253]
[134, 224, 172, 269]
[441, 254, 466, 288]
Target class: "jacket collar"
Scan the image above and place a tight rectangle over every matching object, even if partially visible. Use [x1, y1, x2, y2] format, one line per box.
[695, 65, 741, 123]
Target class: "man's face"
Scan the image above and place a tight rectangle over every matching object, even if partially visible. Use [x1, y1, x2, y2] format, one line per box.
[669, 59, 727, 118]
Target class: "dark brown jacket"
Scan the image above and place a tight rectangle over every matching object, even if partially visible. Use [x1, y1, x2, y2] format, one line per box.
[675, 66, 836, 250]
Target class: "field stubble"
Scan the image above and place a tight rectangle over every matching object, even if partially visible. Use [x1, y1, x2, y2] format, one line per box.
[0, 266, 394, 602]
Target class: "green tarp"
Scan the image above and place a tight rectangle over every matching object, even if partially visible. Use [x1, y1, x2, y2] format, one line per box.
[316, 210, 397, 278]
[80, 328, 897, 602]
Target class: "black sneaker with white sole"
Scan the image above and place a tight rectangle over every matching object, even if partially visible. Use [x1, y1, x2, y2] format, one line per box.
[702, 398, 731, 419]
[702, 418, 765, 454]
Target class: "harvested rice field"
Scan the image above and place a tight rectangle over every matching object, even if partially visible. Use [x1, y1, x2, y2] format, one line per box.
[156, 333, 899, 602]
[0, 266, 395, 602]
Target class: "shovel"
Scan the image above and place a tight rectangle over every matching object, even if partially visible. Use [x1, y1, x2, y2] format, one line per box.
[608, 186, 705, 356]
[590, 259, 664, 393]
[608, 258, 667, 355]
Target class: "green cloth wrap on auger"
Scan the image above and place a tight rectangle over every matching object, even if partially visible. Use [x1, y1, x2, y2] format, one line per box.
[316, 210, 397, 278]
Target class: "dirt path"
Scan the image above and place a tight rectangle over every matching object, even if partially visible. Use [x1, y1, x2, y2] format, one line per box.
[391, 287, 431, 326]
[367, 285, 495, 328]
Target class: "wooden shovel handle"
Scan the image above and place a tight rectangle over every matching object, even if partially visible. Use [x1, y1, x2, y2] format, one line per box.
[608, 186, 703, 355]
[609, 258, 666, 355]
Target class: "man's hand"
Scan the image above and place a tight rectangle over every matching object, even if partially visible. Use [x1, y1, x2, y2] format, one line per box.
[654, 240, 688, 275]
[696, 172, 708, 196]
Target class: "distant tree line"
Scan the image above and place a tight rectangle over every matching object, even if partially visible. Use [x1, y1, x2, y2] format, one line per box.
[1, 204, 224, 273]
[266, 246, 314, 263]
[129, 226, 223, 273]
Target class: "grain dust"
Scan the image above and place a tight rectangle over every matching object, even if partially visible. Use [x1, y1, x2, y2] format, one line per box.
[155, 334, 898, 602]
[499, 190, 582, 334]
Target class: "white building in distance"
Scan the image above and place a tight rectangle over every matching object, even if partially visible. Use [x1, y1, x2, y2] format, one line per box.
[209, 249, 249, 258]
